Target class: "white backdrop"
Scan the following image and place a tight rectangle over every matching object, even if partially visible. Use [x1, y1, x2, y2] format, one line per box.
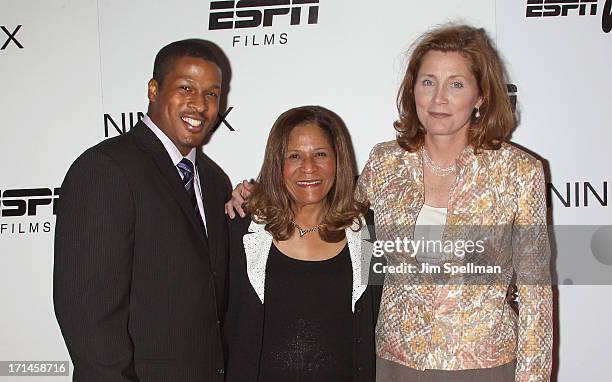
[1, 0, 610, 380]
[497, 2, 612, 379]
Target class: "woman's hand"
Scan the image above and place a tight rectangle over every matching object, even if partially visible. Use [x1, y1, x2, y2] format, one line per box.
[225, 180, 254, 219]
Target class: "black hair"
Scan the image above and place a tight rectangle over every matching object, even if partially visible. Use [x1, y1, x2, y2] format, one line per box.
[152, 39, 221, 87]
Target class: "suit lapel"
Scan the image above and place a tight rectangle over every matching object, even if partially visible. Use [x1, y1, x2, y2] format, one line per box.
[242, 220, 272, 304]
[346, 217, 371, 312]
[131, 122, 210, 252]
[196, 152, 218, 266]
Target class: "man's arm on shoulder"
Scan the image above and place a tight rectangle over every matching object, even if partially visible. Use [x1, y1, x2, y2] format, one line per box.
[53, 147, 137, 382]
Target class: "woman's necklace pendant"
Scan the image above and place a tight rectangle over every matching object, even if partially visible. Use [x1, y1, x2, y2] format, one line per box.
[293, 221, 321, 237]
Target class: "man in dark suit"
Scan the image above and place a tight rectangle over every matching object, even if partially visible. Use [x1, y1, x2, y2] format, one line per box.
[54, 39, 231, 381]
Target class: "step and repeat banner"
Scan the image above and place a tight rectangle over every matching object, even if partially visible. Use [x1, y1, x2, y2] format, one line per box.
[1, 0, 610, 380]
[496, 2, 612, 380]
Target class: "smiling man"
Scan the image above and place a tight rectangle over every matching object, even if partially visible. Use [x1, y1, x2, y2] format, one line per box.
[54, 39, 231, 382]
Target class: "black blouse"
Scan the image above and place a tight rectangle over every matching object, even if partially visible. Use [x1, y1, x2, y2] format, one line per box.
[225, 215, 381, 382]
[259, 243, 353, 382]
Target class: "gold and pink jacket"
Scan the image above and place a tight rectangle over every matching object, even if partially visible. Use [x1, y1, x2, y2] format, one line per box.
[356, 140, 552, 382]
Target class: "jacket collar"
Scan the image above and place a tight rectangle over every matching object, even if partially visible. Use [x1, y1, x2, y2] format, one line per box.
[242, 217, 372, 312]
[397, 144, 482, 217]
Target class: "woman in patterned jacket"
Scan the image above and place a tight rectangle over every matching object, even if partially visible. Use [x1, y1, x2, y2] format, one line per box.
[358, 24, 553, 381]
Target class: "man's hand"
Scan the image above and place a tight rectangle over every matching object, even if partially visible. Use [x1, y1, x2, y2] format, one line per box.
[224, 179, 254, 218]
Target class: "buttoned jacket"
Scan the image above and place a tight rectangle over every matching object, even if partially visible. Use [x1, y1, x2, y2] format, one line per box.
[54, 122, 230, 381]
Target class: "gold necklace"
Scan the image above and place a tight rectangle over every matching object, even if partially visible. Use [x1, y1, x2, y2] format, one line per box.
[292, 220, 322, 237]
[421, 147, 457, 177]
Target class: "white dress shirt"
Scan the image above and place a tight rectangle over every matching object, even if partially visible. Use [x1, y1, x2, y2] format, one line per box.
[142, 115, 207, 234]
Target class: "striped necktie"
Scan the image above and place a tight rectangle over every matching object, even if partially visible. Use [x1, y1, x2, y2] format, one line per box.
[176, 158, 207, 237]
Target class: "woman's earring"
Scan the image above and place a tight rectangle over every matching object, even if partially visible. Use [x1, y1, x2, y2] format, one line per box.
[475, 106, 481, 119]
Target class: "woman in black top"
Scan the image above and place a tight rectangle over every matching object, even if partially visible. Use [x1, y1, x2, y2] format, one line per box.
[225, 106, 381, 382]
[259, 244, 353, 381]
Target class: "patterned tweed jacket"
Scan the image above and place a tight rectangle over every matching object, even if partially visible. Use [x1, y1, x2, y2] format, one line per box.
[355, 140, 552, 382]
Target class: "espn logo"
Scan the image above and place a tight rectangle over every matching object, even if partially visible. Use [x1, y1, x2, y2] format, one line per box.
[1, 188, 59, 217]
[209, 0, 319, 30]
[526, 0, 597, 17]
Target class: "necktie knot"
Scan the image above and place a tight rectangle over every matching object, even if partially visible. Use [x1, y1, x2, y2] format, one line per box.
[177, 158, 195, 192]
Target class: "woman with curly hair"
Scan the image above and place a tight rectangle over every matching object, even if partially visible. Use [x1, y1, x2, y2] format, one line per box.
[225, 106, 381, 382]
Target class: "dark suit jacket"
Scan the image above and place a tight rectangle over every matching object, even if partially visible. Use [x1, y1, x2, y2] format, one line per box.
[225, 213, 382, 382]
[53, 121, 231, 382]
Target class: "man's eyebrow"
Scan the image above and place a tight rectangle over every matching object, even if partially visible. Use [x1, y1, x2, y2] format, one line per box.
[178, 78, 222, 88]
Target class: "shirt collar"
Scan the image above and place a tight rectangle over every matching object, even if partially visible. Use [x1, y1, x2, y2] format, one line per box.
[143, 114, 196, 166]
